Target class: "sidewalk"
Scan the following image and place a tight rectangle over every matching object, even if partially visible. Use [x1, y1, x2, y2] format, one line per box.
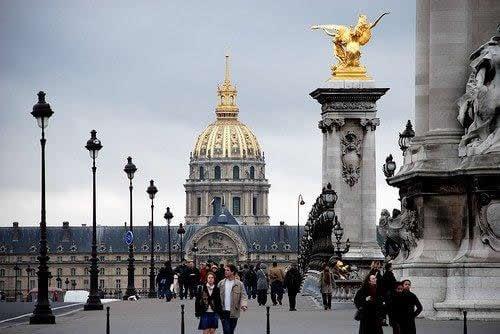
[1, 295, 499, 334]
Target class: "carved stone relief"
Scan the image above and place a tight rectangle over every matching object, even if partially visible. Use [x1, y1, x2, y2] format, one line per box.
[322, 101, 376, 113]
[318, 118, 345, 133]
[360, 118, 380, 131]
[477, 194, 500, 251]
[340, 131, 361, 186]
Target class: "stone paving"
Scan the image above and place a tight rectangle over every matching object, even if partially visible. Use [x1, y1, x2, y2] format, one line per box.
[1, 295, 499, 334]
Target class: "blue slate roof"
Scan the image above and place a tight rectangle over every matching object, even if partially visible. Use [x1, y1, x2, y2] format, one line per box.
[0, 223, 305, 255]
[207, 207, 240, 225]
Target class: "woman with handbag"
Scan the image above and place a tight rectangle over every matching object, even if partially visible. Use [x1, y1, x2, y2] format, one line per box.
[195, 272, 223, 334]
[354, 273, 384, 334]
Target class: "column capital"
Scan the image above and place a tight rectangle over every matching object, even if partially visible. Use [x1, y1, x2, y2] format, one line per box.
[318, 117, 345, 133]
[360, 118, 380, 131]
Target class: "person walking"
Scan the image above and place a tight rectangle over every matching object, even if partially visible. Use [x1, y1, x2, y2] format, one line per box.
[156, 266, 167, 299]
[199, 263, 208, 285]
[218, 264, 248, 334]
[387, 281, 405, 334]
[188, 261, 200, 299]
[256, 263, 269, 306]
[195, 271, 223, 334]
[319, 264, 334, 310]
[163, 261, 175, 301]
[244, 265, 257, 300]
[268, 262, 285, 306]
[354, 273, 384, 334]
[399, 280, 423, 334]
[381, 262, 397, 325]
[284, 262, 301, 311]
[216, 263, 225, 283]
[176, 260, 189, 300]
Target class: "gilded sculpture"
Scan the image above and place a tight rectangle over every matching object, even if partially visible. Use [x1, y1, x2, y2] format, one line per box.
[312, 12, 389, 80]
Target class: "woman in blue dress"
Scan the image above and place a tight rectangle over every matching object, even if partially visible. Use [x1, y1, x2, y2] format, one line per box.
[195, 271, 223, 334]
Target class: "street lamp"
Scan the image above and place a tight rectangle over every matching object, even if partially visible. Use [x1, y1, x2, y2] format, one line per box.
[177, 223, 186, 262]
[29, 91, 55, 324]
[83, 130, 104, 311]
[164, 207, 174, 262]
[123, 157, 137, 300]
[146, 180, 158, 298]
[65, 278, 69, 291]
[191, 242, 199, 267]
[14, 265, 20, 302]
[297, 194, 305, 257]
[383, 154, 397, 178]
[56, 275, 61, 289]
[333, 217, 350, 259]
[398, 120, 415, 152]
[71, 281, 77, 290]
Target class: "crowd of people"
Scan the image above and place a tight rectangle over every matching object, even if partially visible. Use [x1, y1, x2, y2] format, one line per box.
[153, 259, 422, 334]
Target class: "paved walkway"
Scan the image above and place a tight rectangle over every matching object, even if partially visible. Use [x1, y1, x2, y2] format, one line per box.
[1, 295, 499, 333]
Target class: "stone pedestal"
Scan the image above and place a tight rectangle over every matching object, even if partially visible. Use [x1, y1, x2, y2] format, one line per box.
[310, 80, 387, 266]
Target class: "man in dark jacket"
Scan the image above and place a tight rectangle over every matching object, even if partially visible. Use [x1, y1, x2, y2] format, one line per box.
[176, 261, 189, 300]
[398, 279, 423, 334]
[188, 261, 200, 299]
[156, 267, 168, 299]
[244, 265, 257, 299]
[284, 263, 302, 311]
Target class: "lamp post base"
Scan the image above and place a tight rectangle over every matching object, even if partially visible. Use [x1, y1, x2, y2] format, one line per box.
[84, 295, 103, 311]
[29, 306, 55, 324]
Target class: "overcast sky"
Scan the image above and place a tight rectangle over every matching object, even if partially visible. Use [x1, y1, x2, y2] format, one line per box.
[0, 0, 415, 228]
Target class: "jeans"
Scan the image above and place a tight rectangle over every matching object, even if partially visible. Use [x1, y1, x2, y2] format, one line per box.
[322, 293, 332, 309]
[257, 289, 267, 305]
[270, 281, 284, 305]
[288, 292, 297, 310]
[220, 311, 238, 334]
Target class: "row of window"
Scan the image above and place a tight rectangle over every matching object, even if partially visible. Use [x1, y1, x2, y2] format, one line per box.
[196, 196, 258, 216]
[198, 165, 257, 181]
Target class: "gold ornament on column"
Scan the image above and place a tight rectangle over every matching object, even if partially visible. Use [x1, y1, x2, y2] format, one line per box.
[312, 12, 389, 80]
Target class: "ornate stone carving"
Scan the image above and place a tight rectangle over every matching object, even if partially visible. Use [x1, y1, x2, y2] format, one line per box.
[341, 131, 361, 186]
[318, 118, 345, 133]
[477, 194, 500, 251]
[377, 198, 422, 259]
[322, 101, 376, 113]
[186, 225, 248, 258]
[360, 118, 380, 131]
[457, 30, 500, 157]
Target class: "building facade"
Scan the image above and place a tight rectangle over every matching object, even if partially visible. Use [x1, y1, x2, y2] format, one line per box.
[185, 55, 270, 225]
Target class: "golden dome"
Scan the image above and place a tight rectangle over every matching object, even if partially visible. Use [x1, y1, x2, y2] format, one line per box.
[193, 55, 262, 159]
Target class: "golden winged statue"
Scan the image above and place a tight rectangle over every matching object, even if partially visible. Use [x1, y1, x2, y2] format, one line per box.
[312, 12, 389, 80]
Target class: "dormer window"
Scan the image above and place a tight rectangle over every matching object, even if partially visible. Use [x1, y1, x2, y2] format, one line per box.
[57, 245, 64, 253]
[142, 245, 149, 252]
[29, 245, 37, 253]
[271, 243, 278, 251]
[70, 245, 77, 252]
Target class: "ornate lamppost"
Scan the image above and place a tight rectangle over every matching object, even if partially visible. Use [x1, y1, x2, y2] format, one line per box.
[14, 265, 20, 302]
[29, 91, 55, 324]
[177, 223, 186, 262]
[382, 154, 397, 178]
[164, 207, 173, 263]
[65, 278, 69, 291]
[146, 180, 158, 298]
[123, 157, 137, 300]
[398, 120, 415, 152]
[297, 194, 305, 257]
[332, 217, 350, 259]
[56, 275, 61, 289]
[83, 130, 104, 311]
[191, 242, 199, 267]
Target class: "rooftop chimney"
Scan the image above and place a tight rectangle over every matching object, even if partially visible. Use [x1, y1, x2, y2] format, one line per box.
[12, 222, 20, 241]
[81, 224, 87, 227]
[62, 221, 71, 241]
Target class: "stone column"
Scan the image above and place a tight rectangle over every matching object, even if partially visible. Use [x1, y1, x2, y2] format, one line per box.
[310, 82, 388, 262]
[414, 0, 430, 137]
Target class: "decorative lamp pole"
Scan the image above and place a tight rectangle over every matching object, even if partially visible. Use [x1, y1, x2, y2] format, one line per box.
[191, 242, 199, 267]
[123, 157, 137, 300]
[297, 194, 305, 257]
[65, 278, 69, 291]
[177, 224, 186, 262]
[398, 120, 415, 152]
[333, 217, 350, 259]
[29, 91, 55, 324]
[164, 207, 174, 263]
[83, 130, 104, 311]
[14, 265, 20, 302]
[146, 180, 158, 298]
[56, 275, 61, 289]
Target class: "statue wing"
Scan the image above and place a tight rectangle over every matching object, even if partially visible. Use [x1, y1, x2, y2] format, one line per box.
[370, 12, 390, 29]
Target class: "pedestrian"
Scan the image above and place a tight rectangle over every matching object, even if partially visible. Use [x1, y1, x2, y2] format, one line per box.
[244, 265, 257, 300]
[284, 262, 301, 311]
[156, 266, 167, 299]
[172, 273, 179, 299]
[195, 271, 223, 334]
[268, 261, 285, 306]
[199, 263, 208, 285]
[319, 264, 334, 310]
[241, 264, 249, 295]
[387, 281, 405, 334]
[256, 263, 269, 306]
[176, 260, 189, 300]
[218, 264, 248, 334]
[381, 262, 397, 325]
[216, 263, 225, 282]
[164, 261, 175, 301]
[211, 264, 220, 283]
[399, 279, 423, 334]
[188, 261, 200, 299]
[354, 273, 384, 334]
